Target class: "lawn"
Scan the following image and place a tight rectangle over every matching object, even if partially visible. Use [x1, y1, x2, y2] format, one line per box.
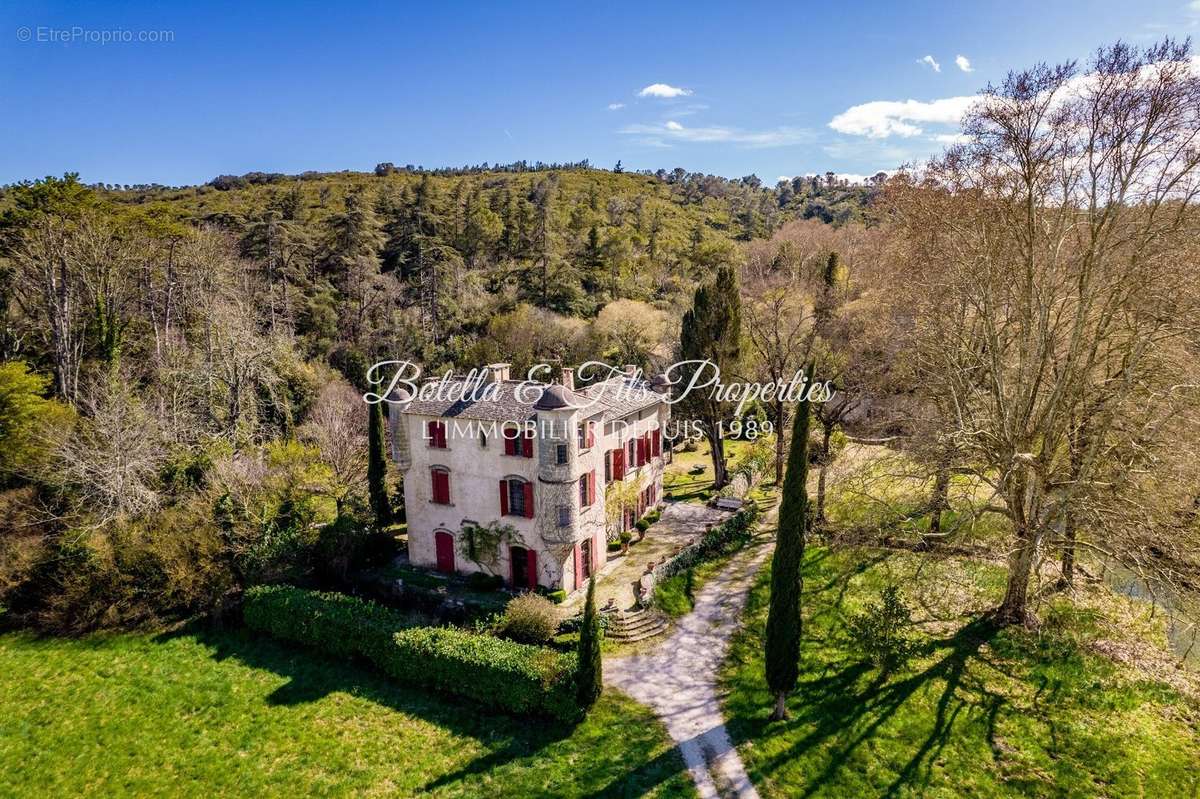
[664, 438, 776, 506]
[0, 628, 695, 798]
[721, 547, 1200, 798]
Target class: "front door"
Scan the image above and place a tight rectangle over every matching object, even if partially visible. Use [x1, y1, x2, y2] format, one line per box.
[511, 546, 529, 590]
[434, 531, 455, 574]
[580, 539, 593, 581]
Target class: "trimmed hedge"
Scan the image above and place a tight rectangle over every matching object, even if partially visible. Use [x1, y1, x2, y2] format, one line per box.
[243, 585, 413, 659]
[243, 585, 580, 722]
[375, 627, 578, 721]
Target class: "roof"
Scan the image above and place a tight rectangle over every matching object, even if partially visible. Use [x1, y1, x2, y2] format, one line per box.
[399, 374, 664, 423]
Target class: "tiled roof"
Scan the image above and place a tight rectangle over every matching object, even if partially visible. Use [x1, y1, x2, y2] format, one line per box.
[400, 375, 663, 422]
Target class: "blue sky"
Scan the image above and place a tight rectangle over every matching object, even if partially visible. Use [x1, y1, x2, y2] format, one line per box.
[2, 0, 1198, 186]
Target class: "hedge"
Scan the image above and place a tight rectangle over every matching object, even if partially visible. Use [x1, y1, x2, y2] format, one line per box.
[243, 585, 413, 659]
[375, 627, 578, 721]
[651, 502, 760, 585]
[243, 585, 580, 722]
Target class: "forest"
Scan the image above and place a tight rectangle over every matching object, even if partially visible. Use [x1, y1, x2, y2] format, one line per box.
[0, 157, 874, 631]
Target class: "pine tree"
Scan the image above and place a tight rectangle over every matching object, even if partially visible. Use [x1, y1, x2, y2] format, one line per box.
[367, 400, 390, 528]
[765, 369, 812, 721]
[576, 576, 602, 708]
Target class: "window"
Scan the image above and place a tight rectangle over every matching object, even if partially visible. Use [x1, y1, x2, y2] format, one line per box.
[428, 420, 447, 449]
[579, 470, 596, 507]
[577, 420, 595, 450]
[556, 443, 568, 465]
[557, 506, 571, 527]
[504, 426, 534, 458]
[479, 429, 488, 448]
[509, 479, 526, 516]
[604, 450, 612, 483]
[500, 477, 534, 518]
[627, 439, 635, 468]
[430, 467, 451, 504]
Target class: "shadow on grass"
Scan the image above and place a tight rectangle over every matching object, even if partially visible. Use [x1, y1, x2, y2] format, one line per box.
[154, 623, 690, 797]
[745, 616, 1004, 798]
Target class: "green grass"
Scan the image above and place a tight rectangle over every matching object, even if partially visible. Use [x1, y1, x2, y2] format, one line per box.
[721, 548, 1200, 798]
[0, 629, 695, 798]
[664, 439, 770, 506]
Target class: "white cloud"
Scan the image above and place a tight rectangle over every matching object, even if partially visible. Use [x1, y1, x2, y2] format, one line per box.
[829, 95, 978, 138]
[1190, 0, 1200, 12]
[607, 102, 625, 110]
[638, 83, 693, 98]
[932, 132, 970, 145]
[919, 55, 941, 72]
[620, 120, 811, 148]
[955, 55, 974, 73]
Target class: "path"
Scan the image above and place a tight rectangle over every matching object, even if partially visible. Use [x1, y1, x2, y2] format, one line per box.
[605, 535, 774, 799]
[560, 502, 729, 615]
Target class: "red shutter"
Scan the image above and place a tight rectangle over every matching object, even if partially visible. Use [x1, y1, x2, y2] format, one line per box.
[652, 429, 661, 457]
[428, 420, 437, 446]
[499, 479, 509, 515]
[638, 437, 647, 466]
[573, 543, 583, 590]
[438, 422, 447, 448]
[523, 481, 535, 518]
[521, 430, 533, 458]
[526, 548, 538, 590]
[614, 448, 625, 480]
[432, 469, 449, 504]
[504, 430, 517, 456]
[587, 470, 596, 505]
[586, 421, 595, 448]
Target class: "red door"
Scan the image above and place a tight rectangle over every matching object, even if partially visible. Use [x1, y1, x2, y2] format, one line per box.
[434, 531, 455, 574]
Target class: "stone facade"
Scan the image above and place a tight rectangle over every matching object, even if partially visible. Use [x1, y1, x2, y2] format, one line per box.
[390, 364, 668, 595]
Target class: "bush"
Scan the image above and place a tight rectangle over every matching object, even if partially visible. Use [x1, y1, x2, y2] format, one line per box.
[243, 584, 412, 659]
[245, 585, 579, 721]
[376, 627, 579, 722]
[546, 589, 567, 604]
[497, 592, 560, 644]
[635, 519, 650, 533]
[847, 585, 918, 673]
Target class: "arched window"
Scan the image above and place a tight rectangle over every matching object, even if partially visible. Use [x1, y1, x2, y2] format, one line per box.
[430, 466, 451, 504]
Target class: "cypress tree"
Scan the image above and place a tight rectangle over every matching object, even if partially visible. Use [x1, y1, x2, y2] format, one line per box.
[367, 401, 391, 528]
[765, 369, 812, 721]
[576, 576, 602, 708]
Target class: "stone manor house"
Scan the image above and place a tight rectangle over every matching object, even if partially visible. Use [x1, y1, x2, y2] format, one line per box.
[389, 364, 669, 594]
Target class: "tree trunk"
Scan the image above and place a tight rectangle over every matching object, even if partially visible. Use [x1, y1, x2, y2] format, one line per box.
[773, 401, 787, 486]
[771, 692, 789, 721]
[816, 418, 833, 526]
[1060, 517, 1076, 588]
[706, 426, 727, 489]
[996, 530, 1036, 626]
[926, 465, 951, 545]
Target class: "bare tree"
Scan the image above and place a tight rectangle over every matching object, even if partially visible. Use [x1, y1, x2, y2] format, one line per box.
[889, 39, 1200, 625]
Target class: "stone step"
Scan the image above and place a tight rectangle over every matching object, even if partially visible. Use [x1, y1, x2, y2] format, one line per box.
[608, 618, 669, 642]
[605, 609, 669, 641]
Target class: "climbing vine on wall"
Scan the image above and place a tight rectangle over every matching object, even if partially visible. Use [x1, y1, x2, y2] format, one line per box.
[458, 521, 522, 573]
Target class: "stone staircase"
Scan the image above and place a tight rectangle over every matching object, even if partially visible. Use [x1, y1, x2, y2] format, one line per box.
[604, 607, 669, 643]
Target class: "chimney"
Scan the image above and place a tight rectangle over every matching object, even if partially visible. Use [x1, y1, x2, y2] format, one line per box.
[561, 367, 575, 391]
[487, 363, 511, 383]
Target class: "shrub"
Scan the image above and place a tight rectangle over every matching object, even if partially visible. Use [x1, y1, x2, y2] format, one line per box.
[619, 531, 633, 545]
[847, 585, 918, 673]
[635, 519, 650, 533]
[245, 585, 579, 721]
[243, 584, 412, 659]
[546, 589, 567, 604]
[496, 592, 559, 644]
[376, 627, 579, 722]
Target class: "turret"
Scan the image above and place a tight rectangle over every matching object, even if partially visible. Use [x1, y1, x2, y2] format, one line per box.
[533, 383, 580, 544]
